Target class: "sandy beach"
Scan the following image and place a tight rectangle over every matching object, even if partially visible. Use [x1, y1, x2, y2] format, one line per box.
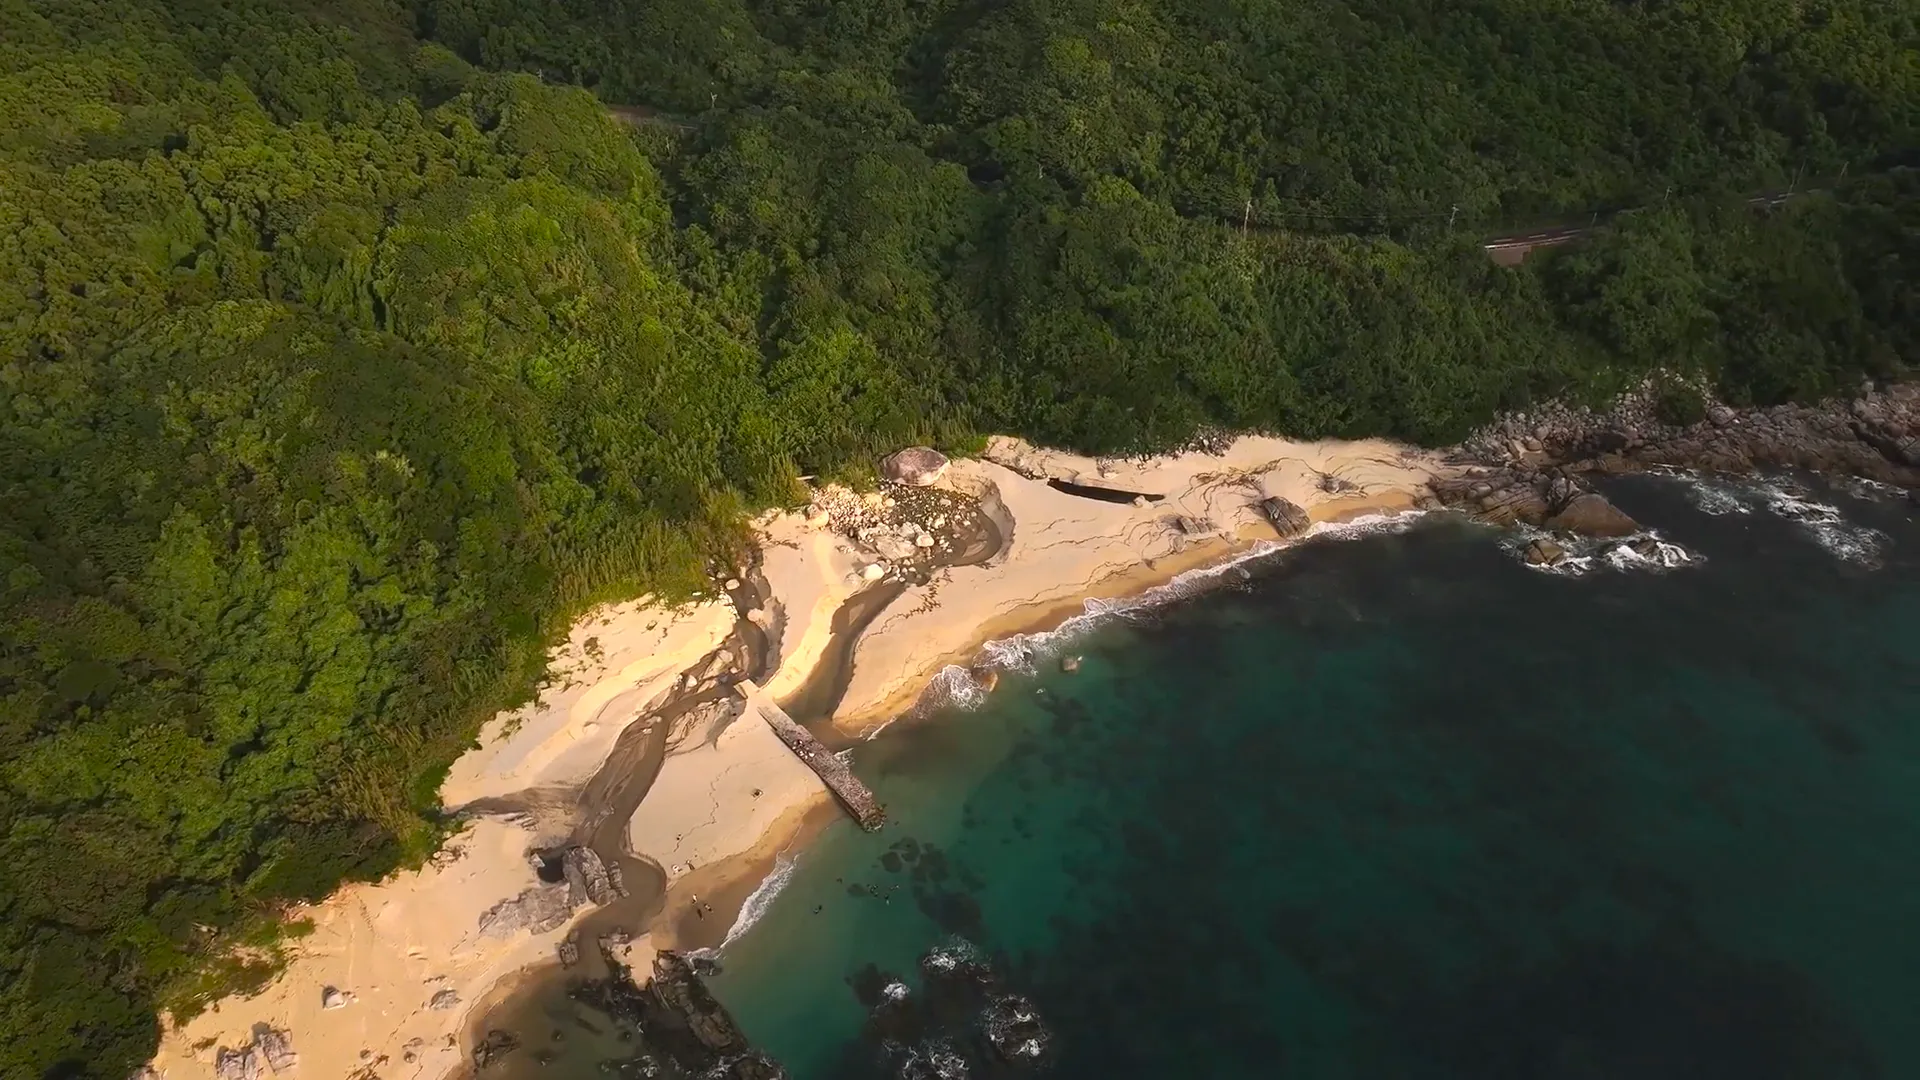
[144, 433, 1447, 1079]
[831, 435, 1447, 733]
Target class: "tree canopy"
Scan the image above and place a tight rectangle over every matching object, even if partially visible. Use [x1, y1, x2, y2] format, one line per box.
[1, 0, 1914, 1075]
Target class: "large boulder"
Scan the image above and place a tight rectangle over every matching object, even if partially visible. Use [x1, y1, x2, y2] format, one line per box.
[214, 1049, 260, 1080]
[881, 447, 949, 487]
[1545, 492, 1640, 537]
[1259, 496, 1311, 539]
[253, 1026, 297, 1074]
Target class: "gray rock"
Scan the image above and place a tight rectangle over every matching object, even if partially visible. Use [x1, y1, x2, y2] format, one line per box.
[478, 884, 576, 939]
[1258, 496, 1311, 538]
[253, 1026, 297, 1073]
[320, 986, 351, 1010]
[880, 447, 949, 487]
[214, 1048, 260, 1080]
[1524, 538, 1566, 566]
[429, 988, 462, 1011]
[562, 845, 617, 908]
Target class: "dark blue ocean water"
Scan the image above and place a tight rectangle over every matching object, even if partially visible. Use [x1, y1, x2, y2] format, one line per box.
[706, 473, 1920, 1080]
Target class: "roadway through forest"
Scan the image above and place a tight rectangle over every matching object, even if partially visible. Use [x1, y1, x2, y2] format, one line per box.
[1480, 190, 1802, 263]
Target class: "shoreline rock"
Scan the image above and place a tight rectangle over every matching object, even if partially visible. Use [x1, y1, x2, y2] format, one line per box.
[1434, 381, 1920, 535]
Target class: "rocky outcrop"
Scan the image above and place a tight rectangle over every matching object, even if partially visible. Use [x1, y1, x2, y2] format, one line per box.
[1259, 495, 1312, 538]
[880, 447, 949, 486]
[213, 1048, 259, 1080]
[1429, 465, 1641, 538]
[1545, 492, 1640, 537]
[1523, 537, 1567, 567]
[477, 883, 574, 938]
[561, 845, 617, 908]
[1461, 382, 1920, 489]
[253, 1026, 296, 1073]
[428, 988, 461, 1010]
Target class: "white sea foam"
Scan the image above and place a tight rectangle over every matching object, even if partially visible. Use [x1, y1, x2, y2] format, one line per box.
[712, 853, 798, 952]
[1758, 483, 1886, 566]
[1508, 526, 1698, 577]
[882, 979, 909, 1002]
[893, 513, 1429, 728]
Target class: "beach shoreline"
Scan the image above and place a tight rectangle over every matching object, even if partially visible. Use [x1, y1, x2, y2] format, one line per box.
[144, 433, 1449, 1080]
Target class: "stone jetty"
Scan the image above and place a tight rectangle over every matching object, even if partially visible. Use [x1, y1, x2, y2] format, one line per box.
[737, 680, 884, 831]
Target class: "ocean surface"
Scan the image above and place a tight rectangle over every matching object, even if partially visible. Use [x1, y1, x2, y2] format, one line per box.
[502, 471, 1920, 1079]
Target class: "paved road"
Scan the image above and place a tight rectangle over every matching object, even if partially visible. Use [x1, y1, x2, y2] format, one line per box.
[1482, 191, 1802, 264]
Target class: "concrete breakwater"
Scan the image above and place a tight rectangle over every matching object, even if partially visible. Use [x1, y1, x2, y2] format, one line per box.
[738, 680, 885, 831]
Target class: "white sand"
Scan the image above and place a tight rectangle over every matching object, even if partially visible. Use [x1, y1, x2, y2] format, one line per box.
[832, 435, 1447, 732]
[626, 691, 828, 886]
[754, 513, 865, 701]
[146, 433, 1445, 1080]
[441, 597, 736, 806]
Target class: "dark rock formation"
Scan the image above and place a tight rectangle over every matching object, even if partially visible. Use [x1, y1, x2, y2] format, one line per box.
[642, 952, 789, 1079]
[1259, 495, 1312, 538]
[213, 1048, 259, 1080]
[1047, 477, 1161, 503]
[1430, 463, 1641, 538]
[1524, 537, 1567, 567]
[252, 1026, 296, 1074]
[471, 1028, 519, 1071]
[1546, 492, 1641, 537]
[562, 844, 617, 907]
[1463, 382, 1920, 490]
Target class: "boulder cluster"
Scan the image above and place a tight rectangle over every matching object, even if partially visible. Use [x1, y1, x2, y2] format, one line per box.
[211, 1025, 296, 1080]
[808, 480, 985, 584]
[1461, 382, 1920, 489]
[1437, 381, 1920, 565]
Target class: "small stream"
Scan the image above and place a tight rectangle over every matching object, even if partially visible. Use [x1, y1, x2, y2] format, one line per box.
[461, 488, 1004, 1076]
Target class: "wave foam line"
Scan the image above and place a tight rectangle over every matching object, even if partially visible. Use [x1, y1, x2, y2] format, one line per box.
[712, 853, 798, 953]
[899, 511, 1430, 723]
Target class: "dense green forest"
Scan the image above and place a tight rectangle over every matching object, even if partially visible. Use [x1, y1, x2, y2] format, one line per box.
[1, 0, 1914, 1074]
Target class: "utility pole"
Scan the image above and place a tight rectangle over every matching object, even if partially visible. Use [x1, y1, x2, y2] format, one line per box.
[1242, 198, 1252, 238]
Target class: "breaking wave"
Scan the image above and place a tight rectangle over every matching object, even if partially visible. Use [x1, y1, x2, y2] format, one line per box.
[899, 512, 1429, 725]
[1758, 484, 1887, 566]
[1509, 526, 1700, 577]
[712, 853, 799, 953]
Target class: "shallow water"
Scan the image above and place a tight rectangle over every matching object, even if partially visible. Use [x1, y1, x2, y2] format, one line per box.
[702, 474, 1920, 1080]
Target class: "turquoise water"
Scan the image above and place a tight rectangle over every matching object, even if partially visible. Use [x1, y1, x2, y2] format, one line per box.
[706, 474, 1920, 1079]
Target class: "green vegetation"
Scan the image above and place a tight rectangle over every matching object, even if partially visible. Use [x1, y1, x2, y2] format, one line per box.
[2, 0, 1914, 1075]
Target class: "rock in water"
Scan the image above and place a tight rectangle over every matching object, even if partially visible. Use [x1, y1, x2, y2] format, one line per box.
[1545, 492, 1640, 537]
[1060, 655, 1082, 673]
[1524, 538, 1567, 566]
[1259, 496, 1311, 538]
[881, 447, 949, 487]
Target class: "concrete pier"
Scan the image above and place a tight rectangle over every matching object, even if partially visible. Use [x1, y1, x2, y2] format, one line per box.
[737, 680, 884, 831]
